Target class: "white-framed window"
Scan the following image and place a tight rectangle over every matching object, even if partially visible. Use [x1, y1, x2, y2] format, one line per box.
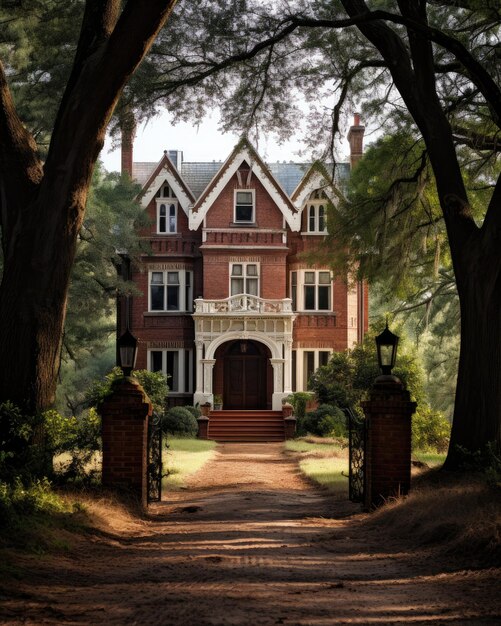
[305, 189, 328, 233]
[290, 270, 332, 311]
[156, 184, 178, 233]
[230, 262, 259, 296]
[291, 349, 332, 391]
[149, 270, 193, 312]
[149, 349, 193, 394]
[234, 190, 255, 223]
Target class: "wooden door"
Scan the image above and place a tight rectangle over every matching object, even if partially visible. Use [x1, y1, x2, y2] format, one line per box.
[224, 343, 266, 409]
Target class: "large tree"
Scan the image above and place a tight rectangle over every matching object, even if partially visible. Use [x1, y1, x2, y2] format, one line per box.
[0, 1, 177, 416]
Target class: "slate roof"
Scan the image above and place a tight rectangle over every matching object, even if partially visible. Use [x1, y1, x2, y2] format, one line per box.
[133, 158, 350, 200]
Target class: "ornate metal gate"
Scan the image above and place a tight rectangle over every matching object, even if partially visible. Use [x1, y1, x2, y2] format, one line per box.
[147, 414, 163, 503]
[346, 407, 366, 504]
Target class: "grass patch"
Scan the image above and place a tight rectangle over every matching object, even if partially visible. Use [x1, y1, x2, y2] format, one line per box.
[285, 438, 349, 497]
[413, 451, 446, 467]
[163, 438, 217, 489]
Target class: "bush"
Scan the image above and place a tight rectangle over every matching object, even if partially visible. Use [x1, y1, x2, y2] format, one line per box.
[299, 404, 347, 438]
[412, 406, 451, 452]
[163, 406, 198, 436]
[183, 405, 201, 419]
[284, 392, 314, 420]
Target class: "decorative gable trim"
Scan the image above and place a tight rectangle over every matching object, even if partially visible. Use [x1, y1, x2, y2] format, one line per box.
[139, 153, 195, 216]
[291, 162, 343, 209]
[189, 138, 301, 231]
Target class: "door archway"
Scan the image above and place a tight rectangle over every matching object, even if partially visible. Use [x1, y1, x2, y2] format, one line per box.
[214, 340, 271, 409]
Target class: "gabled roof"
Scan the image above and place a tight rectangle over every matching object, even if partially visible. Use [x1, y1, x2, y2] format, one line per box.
[291, 162, 345, 208]
[189, 138, 301, 232]
[138, 152, 195, 215]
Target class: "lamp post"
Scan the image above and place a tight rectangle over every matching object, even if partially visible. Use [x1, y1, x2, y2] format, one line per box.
[117, 328, 138, 378]
[375, 322, 399, 382]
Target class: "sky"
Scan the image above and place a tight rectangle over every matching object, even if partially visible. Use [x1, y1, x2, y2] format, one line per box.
[100, 109, 352, 172]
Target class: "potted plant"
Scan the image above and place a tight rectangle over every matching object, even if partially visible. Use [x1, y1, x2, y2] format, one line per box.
[213, 394, 223, 410]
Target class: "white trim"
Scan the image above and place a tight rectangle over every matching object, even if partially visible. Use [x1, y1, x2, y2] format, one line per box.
[141, 167, 193, 216]
[189, 147, 301, 231]
[148, 269, 193, 312]
[233, 188, 255, 224]
[148, 348, 193, 394]
[156, 199, 178, 234]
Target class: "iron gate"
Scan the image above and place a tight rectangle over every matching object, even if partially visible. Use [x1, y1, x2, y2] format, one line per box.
[345, 407, 366, 504]
[147, 414, 163, 503]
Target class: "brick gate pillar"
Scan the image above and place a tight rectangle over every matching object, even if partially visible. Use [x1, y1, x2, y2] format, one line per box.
[99, 377, 152, 508]
[361, 378, 416, 509]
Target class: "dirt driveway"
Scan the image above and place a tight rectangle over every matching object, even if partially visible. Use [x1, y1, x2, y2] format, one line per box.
[1, 443, 500, 624]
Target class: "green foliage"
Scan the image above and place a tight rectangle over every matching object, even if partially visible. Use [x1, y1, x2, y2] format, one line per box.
[0, 477, 68, 528]
[307, 324, 450, 452]
[412, 406, 451, 453]
[163, 407, 198, 437]
[86, 367, 167, 414]
[284, 392, 314, 420]
[183, 405, 202, 419]
[0, 402, 48, 483]
[299, 404, 347, 438]
[56, 167, 147, 416]
[44, 408, 101, 483]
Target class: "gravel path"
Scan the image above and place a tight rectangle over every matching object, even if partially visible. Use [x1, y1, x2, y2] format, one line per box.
[1, 443, 500, 624]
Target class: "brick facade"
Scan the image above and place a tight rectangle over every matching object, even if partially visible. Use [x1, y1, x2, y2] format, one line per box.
[121, 120, 368, 410]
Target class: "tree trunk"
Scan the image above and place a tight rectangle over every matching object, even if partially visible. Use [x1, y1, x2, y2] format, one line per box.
[446, 235, 501, 467]
[0, 193, 80, 414]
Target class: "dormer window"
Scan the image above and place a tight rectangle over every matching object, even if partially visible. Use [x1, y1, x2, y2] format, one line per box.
[234, 190, 255, 223]
[305, 189, 328, 234]
[156, 184, 178, 234]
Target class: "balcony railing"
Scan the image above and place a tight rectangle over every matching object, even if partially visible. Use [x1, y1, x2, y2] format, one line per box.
[194, 294, 293, 315]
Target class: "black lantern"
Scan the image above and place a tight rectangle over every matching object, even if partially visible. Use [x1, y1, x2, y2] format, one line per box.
[117, 328, 138, 377]
[375, 322, 399, 376]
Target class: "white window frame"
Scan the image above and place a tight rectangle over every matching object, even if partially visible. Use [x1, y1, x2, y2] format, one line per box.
[234, 189, 255, 224]
[148, 270, 193, 312]
[230, 262, 260, 296]
[148, 349, 193, 394]
[292, 348, 333, 392]
[156, 184, 178, 234]
[291, 270, 332, 312]
[304, 189, 328, 234]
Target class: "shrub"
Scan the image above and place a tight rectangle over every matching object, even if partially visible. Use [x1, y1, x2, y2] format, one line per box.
[412, 406, 451, 452]
[284, 392, 314, 420]
[299, 404, 347, 437]
[183, 405, 201, 419]
[163, 406, 198, 436]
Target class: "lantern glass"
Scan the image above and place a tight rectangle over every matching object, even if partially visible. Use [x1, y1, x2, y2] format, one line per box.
[117, 329, 138, 376]
[375, 324, 399, 376]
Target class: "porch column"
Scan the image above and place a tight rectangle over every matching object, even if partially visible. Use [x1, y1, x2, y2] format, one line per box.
[202, 359, 216, 396]
[283, 339, 293, 394]
[270, 358, 285, 410]
[195, 340, 204, 394]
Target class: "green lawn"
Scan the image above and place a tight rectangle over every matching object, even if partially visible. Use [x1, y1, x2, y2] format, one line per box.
[285, 438, 349, 497]
[413, 451, 447, 467]
[163, 438, 218, 489]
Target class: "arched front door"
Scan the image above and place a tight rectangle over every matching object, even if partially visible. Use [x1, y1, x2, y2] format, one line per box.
[222, 340, 269, 409]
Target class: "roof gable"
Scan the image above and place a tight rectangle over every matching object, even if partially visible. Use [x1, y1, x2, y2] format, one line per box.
[139, 153, 195, 215]
[291, 161, 344, 209]
[189, 138, 301, 231]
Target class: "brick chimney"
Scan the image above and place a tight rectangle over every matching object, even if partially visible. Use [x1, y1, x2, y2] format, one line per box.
[347, 113, 365, 169]
[121, 115, 136, 177]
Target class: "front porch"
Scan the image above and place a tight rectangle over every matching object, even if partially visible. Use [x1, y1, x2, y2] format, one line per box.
[192, 294, 296, 411]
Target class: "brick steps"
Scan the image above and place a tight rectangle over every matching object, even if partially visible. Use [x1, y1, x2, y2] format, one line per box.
[208, 410, 285, 442]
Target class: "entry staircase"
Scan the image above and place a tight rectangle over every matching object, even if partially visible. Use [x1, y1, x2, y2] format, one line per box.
[208, 410, 285, 442]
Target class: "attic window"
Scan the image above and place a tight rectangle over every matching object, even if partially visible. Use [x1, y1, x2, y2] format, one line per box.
[234, 190, 255, 223]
